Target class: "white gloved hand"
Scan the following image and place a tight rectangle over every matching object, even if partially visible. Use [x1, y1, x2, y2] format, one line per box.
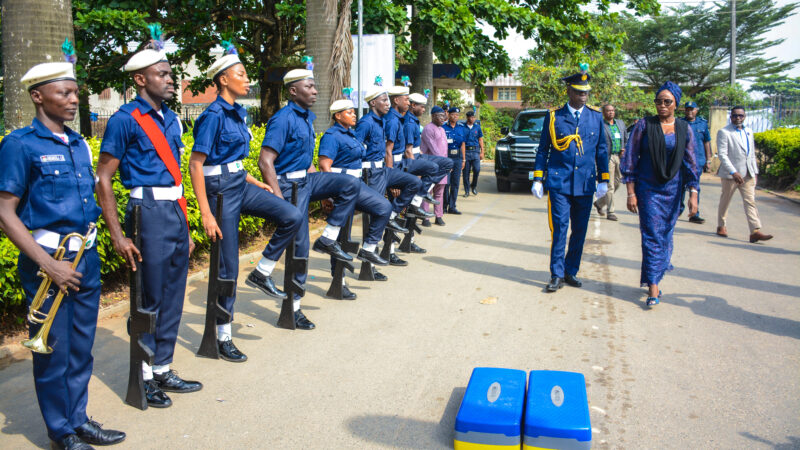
[595, 182, 609, 199]
[531, 181, 543, 199]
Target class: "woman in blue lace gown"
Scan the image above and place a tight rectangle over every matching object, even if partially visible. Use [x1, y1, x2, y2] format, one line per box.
[620, 81, 698, 306]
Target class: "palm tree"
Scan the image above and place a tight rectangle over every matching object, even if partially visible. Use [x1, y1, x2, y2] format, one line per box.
[306, 0, 339, 130]
[2, 0, 77, 131]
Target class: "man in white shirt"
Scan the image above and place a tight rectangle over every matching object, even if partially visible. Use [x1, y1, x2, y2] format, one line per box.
[715, 106, 773, 243]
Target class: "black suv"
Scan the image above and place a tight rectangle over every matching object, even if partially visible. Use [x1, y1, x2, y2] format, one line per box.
[493, 109, 548, 192]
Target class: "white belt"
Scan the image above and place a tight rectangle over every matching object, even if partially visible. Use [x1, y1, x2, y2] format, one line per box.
[393, 154, 403, 163]
[281, 170, 307, 180]
[33, 227, 97, 251]
[203, 159, 244, 176]
[330, 167, 363, 178]
[362, 160, 383, 169]
[130, 185, 184, 201]
[412, 146, 421, 155]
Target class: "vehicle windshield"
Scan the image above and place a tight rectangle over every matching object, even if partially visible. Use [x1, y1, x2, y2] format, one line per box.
[511, 112, 546, 137]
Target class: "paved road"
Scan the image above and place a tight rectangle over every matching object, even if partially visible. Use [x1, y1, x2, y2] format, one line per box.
[1, 168, 799, 449]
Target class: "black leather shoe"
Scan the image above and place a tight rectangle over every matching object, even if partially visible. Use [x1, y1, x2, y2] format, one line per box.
[387, 218, 409, 234]
[153, 370, 202, 393]
[406, 204, 434, 218]
[688, 215, 705, 224]
[449, 208, 462, 215]
[341, 285, 357, 300]
[420, 219, 431, 227]
[218, 340, 247, 363]
[471, 187, 478, 195]
[51, 435, 93, 450]
[75, 419, 125, 446]
[294, 310, 316, 330]
[464, 191, 470, 198]
[409, 243, 427, 254]
[435, 217, 445, 226]
[245, 270, 287, 300]
[357, 248, 389, 266]
[564, 274, 582, 287]
[389, 254, 408, 266]
[372, 269, 388, 281]
[144, 380, 172, 408]
[546, 277, 564, 292]
[423, 193, 440, 205]
[312, 238, 353, 261]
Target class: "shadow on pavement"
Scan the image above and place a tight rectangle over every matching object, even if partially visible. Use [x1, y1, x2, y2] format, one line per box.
[423, 256, 547, 288]
[707, 239, 800, 256]
[345, 386, 465, 448]
[739, 431, 800, 449]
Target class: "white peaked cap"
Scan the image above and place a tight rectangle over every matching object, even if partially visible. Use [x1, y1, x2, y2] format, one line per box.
[123, 49, 169, 72]
[365, 86, 388, 102]
[388, 85, 409, 96]
[21, 62, 76, 91]
[330, 99, 356, 114]
[207, 54, 242, 79]
[283, 69, 314, 85]
[408, 93, 428, 104]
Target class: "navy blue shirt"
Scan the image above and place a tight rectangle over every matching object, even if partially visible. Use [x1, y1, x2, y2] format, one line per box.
[383, 108, 406, 155]
[318, 123, 364, 170]
[442, 122, 467, 158]
[0, 118, 100, 234]
[193, 96, 251, 166]
[100, 96, 184, 189]
[261, 101, 316, 174]
[464, 121, 483, 148]
[682, 116, 711, 167]
[402, 112, 422, 148]
[355, 111, 386, 163]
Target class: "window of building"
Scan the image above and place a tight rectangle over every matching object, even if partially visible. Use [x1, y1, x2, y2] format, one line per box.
[497, 87, 517, 101]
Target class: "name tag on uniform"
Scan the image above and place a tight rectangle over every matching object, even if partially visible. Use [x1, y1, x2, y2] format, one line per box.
[447, 138, 454, 144]
[40, 155, 66, 163]
[450, 149, 458, 155]
[614, 132, 621, 139]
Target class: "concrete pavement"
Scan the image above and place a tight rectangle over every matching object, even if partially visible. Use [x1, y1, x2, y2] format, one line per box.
[1, 167, 798, 449]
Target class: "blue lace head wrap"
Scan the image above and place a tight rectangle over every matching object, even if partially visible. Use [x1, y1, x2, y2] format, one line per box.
[656, 81, 682, 106]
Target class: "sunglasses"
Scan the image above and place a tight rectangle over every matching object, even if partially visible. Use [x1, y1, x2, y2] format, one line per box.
[654, 99, 674, 106]
[731, 114, 745, 118]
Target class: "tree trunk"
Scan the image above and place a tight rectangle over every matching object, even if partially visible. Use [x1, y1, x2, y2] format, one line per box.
[409, 6, 434, 126]
[2, 0, 78, 131]
[259, 78, 282, 125]
[306, 0, 338, 131]
[79, 87, 91, 136]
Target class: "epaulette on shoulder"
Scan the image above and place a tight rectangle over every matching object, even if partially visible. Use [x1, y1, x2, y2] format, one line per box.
[586, 104, 601, 113]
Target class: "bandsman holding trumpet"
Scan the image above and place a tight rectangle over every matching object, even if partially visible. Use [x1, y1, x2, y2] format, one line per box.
[0, 54, 126, 448]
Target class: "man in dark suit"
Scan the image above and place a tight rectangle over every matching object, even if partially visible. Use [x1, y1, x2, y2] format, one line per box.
[531, 66, 609, 292]
[593, 104, 626, 221]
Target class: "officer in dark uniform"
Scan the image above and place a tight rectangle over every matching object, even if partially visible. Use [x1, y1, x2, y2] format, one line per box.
[97, 44, 203, 408]
[258, 68, 360, 330]
[189, 50, 303, 361]
[531, 66, 609, 292]
[403, 93, 454, 227]
[679, 101, 712, 223]
[442, 107, 467, 214]
[356, 84, 429, 267]
[319, 99, 405, 299]
[462, 109, 484, 196]
[0, 61, 126, 450]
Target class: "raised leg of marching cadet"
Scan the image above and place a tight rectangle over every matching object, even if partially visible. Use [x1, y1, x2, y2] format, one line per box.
[398, 158, 437, 252]
[206, 169, 303, 361]
[277, 172, 359, 329]
[125, 189, 201, 404]
[369, 167, 426, 265]
[19, 248, 124, 446]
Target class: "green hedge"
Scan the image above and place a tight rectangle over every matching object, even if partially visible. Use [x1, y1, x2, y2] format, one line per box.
[754, 127, 800, 191]
[0, 124, 323, 310]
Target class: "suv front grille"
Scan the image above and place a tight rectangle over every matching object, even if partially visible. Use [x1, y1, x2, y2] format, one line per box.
[511, 143, 537, 163]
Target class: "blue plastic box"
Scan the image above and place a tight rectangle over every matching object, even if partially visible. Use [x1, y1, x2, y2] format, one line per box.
[523, 370, 592, 449]
[454, 367, 527, 449]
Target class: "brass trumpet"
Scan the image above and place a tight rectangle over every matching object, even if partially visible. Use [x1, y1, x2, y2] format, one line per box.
[22, 223, 97, 354]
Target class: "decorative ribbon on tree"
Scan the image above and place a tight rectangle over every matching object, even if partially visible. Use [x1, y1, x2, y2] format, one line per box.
[374, 75, 383, 86]
[302, 56, 314, 71]
[61, 38, 77, 64]
[147, 23, 165, 51]
[401, 76, 411, 87]
[221, 40, 238, 55]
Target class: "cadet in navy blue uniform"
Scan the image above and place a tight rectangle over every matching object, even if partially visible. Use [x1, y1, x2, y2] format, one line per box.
[442, 107, 467, 214]
[319, 99, 406, 298]
[462, 109, 485, 196]
[0, 61, 126, 449]
[356, 85, 430, 267]
[97, 46, 202, 408]
[531, 67, 609, 292]
[404, 93, 454, 227]
[189, 50, 303, 361]
[679, 101, 712, 223]
[258, 68, 360, 330]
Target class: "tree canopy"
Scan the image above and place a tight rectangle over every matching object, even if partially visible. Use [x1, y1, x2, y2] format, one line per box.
[619, 0, 799, 95]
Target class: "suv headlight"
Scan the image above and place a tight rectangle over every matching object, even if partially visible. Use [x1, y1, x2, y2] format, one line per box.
[496, 144, 509, 152]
